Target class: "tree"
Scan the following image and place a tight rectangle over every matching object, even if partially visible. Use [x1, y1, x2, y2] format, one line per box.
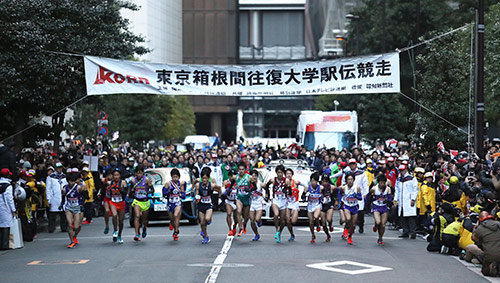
[163, 96, 196, 143]
[484, 4, 500, 127]
[0, 0, 147, 148]
[410, 28, 470, 151]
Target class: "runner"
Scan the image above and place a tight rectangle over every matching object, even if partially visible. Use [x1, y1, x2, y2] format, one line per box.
[222, 170, 238, 236]
[303, 172, 323, 243]
[107, 168, 127, 244]
[235, 162, 251, 237]
[320, 174, 336, 241]
[266, 164, 287, 243]
[285, 168, 301, 242]
[162, 168, 186, 241]
[61, 168, 87, 248]
[130, 165, 154, 241]
[195, 167, 220, 244]
[249, 169, 264, 241]
[370, 174, 392, 245]
[338, 172, 362, 245]
[97, 169, 113, 235]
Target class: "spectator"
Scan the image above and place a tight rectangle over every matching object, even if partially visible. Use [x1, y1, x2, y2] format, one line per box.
[472, 211, 500, 277]
[0, 168, 16, 250]
[394, 164, 419, 239]
[46, 162, 67, 233]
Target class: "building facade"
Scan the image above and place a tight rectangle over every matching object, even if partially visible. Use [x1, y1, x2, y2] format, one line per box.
[121, 0, 183, 64]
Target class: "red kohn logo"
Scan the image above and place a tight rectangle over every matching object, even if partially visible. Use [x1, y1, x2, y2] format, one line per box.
[94, 66, 150, 85]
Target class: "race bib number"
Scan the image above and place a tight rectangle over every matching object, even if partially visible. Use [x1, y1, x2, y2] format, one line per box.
[323, 196, 331, 204]
[309, 193, 321, 204]
[169, 194, 180, 203]
[275, 191, 286, 199]
[201, 195, 211, 204]
[135, 189, 147, 199]
[67, 197, 79, 206]
[112, 195, 123, 203]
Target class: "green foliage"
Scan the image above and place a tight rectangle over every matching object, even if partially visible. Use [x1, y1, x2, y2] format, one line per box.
[484, 4, 500, 126]
[164, 96, 196, 142]
[0, 0, 148, 144]
[67, 94, 196, 145]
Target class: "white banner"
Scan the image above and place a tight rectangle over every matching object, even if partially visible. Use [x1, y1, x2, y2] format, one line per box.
[84, 53, 400, 96]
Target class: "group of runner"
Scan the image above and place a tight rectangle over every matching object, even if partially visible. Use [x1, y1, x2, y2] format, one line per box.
[60, 159, 393, 248]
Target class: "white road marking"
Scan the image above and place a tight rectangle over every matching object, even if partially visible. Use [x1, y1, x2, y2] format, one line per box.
[188, 263, 253, 267]
[205, 236, 234, 283]
[27, 260, 89, 266]
[307, 260, 392, 275]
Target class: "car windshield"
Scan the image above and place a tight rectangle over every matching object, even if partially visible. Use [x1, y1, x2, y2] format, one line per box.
[147, 172, 163, 186]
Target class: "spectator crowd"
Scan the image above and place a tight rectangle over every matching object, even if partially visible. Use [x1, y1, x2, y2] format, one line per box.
[0, 137, 499, 277]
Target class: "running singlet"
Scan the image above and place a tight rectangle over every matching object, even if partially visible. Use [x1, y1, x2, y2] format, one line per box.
[236, 174, 250, 196]
[273, 177, 287, 199]
[307, 184, 321, 206]
[372, 186, 392, 207]
[133, 176, 148, 201]
[109, 181, 123, 203]
[322, 184, 333, 205]
[199, 182, 213, 204]
[340, 186, 361, 207]
[225, 182, 237, 201]
[65, 184, 81, 207]
[168, 180, 183, 204]
[251, 181, 264, 202]
[287, 180, 299, 203]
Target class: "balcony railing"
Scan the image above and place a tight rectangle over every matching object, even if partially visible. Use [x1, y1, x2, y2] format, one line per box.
[239, 45, 308, 61]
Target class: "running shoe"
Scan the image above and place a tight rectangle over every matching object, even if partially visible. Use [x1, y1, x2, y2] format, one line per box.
[207, 221, 212, 225]
[347, 236, 353, 245]
[231, 228, 236, 236]
[274, 231, 280, 239]
[73, 237, 79, 244]
[288, 235, 295, 242]
[142, 228, 147, 239]
[228, 230, 235, 236]
[237, 229, 243, 237]
[200, 230, 205, 238]
[118, 237, 123, 244]
[252, 235, 260, 241]
[329, 225, 334, 232]
[310, 236, 316, 244]
[342, 228, 348, 240]
[257, 220, 262, 227]
[243, 228, 247, 234]
[373, 225, 377, 233]
[169, 223, 174, 231]
[134, 235, 140, 241]
[377, 239, 385, 246]
[275, 232, 281, 243]
[104, 226, 109, 234]
[173, 233, 179, 241]
[67, 242, 76, 248]
[316, 225, 321, 232]
[325, 235, 331, 243]
[82, 220, 91, 225]
[112, 231, 118, 242]
[202, 236, 210, 244]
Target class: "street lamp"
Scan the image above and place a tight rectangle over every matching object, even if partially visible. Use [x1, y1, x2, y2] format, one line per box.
[334, 100, 339, 111]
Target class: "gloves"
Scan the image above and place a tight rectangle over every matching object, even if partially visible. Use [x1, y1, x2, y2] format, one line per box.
[305, 192, 310, 197]
[195, 195, 201, 200]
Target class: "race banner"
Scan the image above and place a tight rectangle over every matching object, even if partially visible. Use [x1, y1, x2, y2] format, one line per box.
[84, 52, 400, 96]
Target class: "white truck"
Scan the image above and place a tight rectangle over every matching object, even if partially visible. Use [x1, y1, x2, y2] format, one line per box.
[296, 111, 358, 151]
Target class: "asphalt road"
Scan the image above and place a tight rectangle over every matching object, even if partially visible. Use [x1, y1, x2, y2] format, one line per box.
[0, 212, 496, 283]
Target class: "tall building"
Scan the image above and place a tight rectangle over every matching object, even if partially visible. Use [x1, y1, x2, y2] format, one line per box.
[181, 0, 361, 142]
[182, 0, 239, 142]
[121, 0, 183, 64]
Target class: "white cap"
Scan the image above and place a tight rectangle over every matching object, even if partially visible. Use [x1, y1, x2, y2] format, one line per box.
[55, 162, 63, 168]
[82, 167, 90, 172]
[348, 158, 357, 164]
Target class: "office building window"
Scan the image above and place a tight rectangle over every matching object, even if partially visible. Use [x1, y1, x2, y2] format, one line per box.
[262, 11, 303, 46]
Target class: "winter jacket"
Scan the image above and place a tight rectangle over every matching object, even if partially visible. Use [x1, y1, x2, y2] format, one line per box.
[0, 177, 16, 228]
[472, 219, 500, 262]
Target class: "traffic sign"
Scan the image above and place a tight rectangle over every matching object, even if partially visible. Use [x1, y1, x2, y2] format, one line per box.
[98, 111, 108, 120]
[98, 127, 108, 136]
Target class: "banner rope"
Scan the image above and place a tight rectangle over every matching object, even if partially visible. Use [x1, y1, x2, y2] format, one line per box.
[398, 92, 469, 136]
[0, 95, 88, 143]
[396, 23, 471, 53]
